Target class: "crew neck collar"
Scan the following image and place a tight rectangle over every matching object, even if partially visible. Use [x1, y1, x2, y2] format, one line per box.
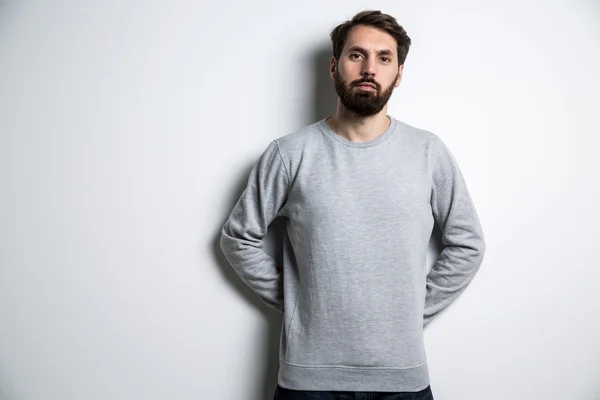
[318, 115, 397, 148]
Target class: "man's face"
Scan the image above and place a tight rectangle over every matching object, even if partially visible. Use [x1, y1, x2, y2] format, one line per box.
[332, 25, 403, 117]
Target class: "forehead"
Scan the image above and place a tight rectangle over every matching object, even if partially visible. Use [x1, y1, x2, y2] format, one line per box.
[343, 25, 397, 54]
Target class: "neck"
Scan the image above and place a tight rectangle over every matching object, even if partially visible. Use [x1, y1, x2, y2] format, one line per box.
[326, 105, 391, 143]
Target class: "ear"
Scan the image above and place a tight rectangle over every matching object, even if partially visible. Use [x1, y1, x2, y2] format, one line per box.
[330, 56, 337, 80]
[395, 64, 404, 87]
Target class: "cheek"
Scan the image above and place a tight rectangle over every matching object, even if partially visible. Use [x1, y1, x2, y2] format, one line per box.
[336, 71, 353, 87]
[385, 75, 399, 88]
[339, 64, 362, 79]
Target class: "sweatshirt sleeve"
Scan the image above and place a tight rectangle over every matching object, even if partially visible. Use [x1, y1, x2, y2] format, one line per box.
[423, 137, 486, 327]
[219, 140, 290, 313]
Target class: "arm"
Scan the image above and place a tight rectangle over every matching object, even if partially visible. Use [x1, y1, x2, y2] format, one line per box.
[423, 138, 486, 327]
[219, 140, 290, 313]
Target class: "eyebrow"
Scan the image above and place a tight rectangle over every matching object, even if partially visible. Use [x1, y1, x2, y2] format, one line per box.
[346, 45, 394, 57]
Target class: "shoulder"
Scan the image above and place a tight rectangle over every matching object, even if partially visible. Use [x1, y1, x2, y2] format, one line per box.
[271, 120, 325, 157]
[392, 117, 447, 156]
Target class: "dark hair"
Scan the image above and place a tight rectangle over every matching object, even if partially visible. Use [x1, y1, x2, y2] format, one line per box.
[329, 10, 412, 67]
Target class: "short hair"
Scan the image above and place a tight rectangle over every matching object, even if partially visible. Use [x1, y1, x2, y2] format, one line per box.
[329, 10, 412, 67]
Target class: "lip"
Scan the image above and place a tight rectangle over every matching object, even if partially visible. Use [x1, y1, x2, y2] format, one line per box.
[356, 83, 376, 90]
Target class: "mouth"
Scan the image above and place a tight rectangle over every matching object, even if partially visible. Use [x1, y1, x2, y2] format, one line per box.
[356, 83, 376, 90]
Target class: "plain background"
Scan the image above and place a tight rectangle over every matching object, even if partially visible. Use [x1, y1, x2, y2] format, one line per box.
[1, 1, 599, 399]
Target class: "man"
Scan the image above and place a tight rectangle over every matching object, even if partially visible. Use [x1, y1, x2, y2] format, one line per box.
[220, 9, 486, 400]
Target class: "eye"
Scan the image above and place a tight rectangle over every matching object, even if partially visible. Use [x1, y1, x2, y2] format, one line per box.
[350, 53, 362, 59]
[381, 57, 391, 62]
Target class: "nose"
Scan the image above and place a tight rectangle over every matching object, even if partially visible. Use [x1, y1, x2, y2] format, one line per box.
[361, 57, 377, 78]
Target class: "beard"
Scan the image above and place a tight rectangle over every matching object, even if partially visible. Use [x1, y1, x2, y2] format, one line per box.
[333, 69, 398, 117]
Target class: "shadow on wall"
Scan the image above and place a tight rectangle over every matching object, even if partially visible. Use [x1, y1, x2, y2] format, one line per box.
[211, 44, 444, 400]
[211, 45, 337, 400]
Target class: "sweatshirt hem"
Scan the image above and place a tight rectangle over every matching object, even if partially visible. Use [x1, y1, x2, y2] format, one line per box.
[278, 358, 430, 392]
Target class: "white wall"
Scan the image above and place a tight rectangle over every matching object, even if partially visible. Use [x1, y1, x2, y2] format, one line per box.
[1, 1, 599, 399]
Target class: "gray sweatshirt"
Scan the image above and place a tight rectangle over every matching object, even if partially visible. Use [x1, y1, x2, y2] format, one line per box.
[219, 115, 486, 392]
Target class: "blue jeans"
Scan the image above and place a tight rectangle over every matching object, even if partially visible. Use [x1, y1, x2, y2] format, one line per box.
[273, 384, 434, 399]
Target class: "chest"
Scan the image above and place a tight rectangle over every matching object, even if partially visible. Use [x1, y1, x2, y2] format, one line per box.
[285, 149, 432, 229]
